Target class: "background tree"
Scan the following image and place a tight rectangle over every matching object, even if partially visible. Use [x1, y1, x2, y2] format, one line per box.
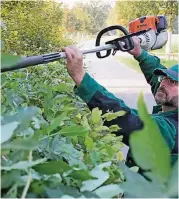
[113, 0, 178, 30]
[1, 1, 70, 55]
[82, 0, 112, 35]
[63, 1, 113, 37]
[106, 6, 118, 26]
[172, 17, 178, 34]
[157, 1, 178, 55]
[63, 4, 90, 33]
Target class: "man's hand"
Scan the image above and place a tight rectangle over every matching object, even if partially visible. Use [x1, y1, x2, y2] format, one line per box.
[128, 36, 142, 57]
[62, 46, 85, 86]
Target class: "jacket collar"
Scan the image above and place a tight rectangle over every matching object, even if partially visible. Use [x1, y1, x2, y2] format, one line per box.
[152, 105, 178, 115]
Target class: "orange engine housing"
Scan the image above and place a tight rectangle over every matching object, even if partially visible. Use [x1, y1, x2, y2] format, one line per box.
[129, 16, 160, 33]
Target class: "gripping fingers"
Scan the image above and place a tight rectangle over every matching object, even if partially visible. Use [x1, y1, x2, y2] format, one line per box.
[132, 36, 140, 45]
[69, 45, 83, 60]
[62, 45, 84, 86]
[62, 47, 75, 61]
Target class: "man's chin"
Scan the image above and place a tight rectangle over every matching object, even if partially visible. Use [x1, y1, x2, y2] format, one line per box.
[155, 96, 166, 105]
[155, 99, 175, 107]
[156, 101, 165, 105]
[155, 93, 178, 108]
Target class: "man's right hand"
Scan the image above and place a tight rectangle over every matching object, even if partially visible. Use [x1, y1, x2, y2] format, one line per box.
[62, 46, 85, 86]
[129, 36, 142, 57]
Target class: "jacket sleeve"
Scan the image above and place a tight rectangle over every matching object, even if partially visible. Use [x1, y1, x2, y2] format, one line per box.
[134, 50, 167, 96]
[74, 72, 143, 145]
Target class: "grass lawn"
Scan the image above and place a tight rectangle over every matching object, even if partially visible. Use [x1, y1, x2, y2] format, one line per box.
[116, 56, 178, 73]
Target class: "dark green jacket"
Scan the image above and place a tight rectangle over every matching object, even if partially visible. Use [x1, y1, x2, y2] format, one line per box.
[75, 49, 178, 164]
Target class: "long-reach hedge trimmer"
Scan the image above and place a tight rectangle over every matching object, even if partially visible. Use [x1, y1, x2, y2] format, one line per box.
[1, 15, 168, 73]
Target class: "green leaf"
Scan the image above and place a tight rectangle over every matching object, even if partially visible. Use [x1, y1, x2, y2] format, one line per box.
[85, 136, 94, 150]
[90, 151, 100, 165]
[1, 138, 38, 150]
[69, 169, 96, 181]
[118, 162, 166, 198]
[45, 174, 62, 187]
[94, 184, 123, 198]
[105, 145, 115, 159]
[1, 170, 21, 189]
[44, 187, 64, 198]
[55, 83, 71, 92]
[129, 93, 171, 184]
[68, 158, 87, 170]
[1, 121, 19, 144]
[101, 134, 117, 143]
[167, 160, 178, 197]
[91, 107, 102, 124]
[1, 158, 47, 171]
[45, 185, 81, 198]
[80, 162, 111, 192]
[13, 31, 18, 36]
[31, 181, 45, 195]
[80, 168, 109, 192]
[94, 125, 109, 132]
[102, 111, 126, 121]
[109, 124, 121, 132]
[50, 136, 84, 166]
[2, 107, 39, 132]
[33, 160, 71, 175]
[81, 116, 91, 131]
[47, 113, 70, 133]
[97, 161, 111, 169]
[1, 53, 22, 70]
[43, 88, 53, 120]
[59, 125, 88, 136]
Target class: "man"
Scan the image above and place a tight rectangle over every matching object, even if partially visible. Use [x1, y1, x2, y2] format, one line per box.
[62, 36, 178, 164]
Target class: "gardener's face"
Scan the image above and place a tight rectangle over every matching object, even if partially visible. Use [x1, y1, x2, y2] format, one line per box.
[155, 76, 178, 108]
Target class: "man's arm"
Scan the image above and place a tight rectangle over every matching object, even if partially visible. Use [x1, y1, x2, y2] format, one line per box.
[74, 72, 143, 145]
[129, 37, 166, 96]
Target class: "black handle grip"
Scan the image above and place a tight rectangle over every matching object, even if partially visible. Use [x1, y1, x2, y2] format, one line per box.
[95, 25, 134, 57]
[1, 52, 62, 72]
[96, 26, 122, 58]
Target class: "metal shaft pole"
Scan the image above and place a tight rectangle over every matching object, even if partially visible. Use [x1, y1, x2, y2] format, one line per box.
[1, 44, 117, 72]
[55, 44, 116, 58]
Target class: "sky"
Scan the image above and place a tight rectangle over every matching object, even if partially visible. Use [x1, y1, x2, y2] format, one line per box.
[56, 0, 116, 8]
